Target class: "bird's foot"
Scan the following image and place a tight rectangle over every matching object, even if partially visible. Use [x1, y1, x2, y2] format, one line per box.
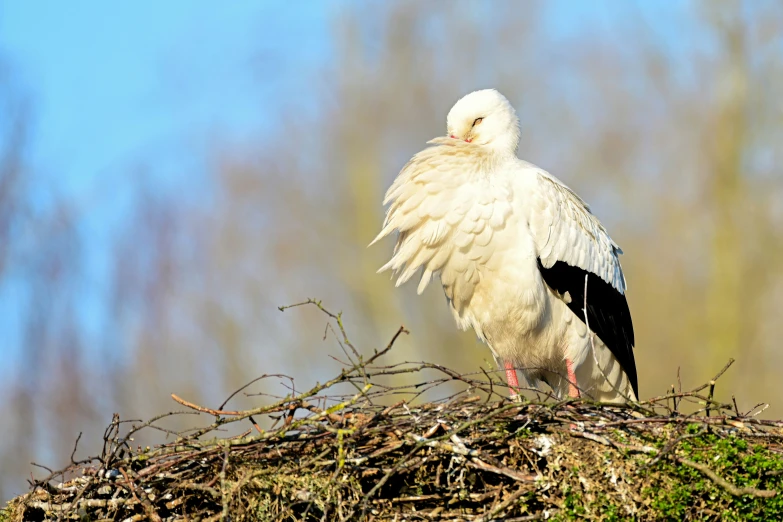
[566, 358, 580, 399]
[504, 361, 522, 400]
[564, 359, 580, 429]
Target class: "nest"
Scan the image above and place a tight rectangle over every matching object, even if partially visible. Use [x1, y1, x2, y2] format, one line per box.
[3, 300, 783, 521]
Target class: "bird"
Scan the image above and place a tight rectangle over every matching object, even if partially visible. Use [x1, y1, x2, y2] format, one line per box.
[371, 88, 637, 404]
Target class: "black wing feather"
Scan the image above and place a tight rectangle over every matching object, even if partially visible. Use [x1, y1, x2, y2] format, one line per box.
[537, 259, 638, 398]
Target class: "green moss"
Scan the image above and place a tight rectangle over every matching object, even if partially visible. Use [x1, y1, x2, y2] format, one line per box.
[562, 487, 587, 519]
[639, 431, 783, 521]
[590, 494, 624, 521]
[644, 478, 695, 520]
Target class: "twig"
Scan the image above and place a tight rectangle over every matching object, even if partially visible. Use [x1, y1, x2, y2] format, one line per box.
[677, 367, 682, 398]
[70, 432, 82, 465]
[218, 373, 293, 411]
[475, 485, 531, 522]
[469, 458, 536, 483]
[639, 431, 703, 471]
[689, 359, 735, 393]
[171, 395, 244, 416]
[675, 456, 777, 498]
[30, 462, 54, 474]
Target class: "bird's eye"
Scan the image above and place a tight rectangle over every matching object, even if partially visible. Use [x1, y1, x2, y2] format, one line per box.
[472, 117, 483, 127]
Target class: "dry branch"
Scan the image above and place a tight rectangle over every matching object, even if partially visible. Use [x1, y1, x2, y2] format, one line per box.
[3, 300, 782, 522]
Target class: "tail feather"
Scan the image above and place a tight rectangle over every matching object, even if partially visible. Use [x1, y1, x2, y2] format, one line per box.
[575, 343, 638, 403]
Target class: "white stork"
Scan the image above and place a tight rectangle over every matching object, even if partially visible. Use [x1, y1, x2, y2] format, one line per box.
[371, 89, 637, 403]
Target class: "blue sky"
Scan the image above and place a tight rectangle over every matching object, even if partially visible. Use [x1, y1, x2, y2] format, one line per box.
[0, 0, 695, 372]
[0, 2, 335, 369]
[0, 2, 333, 197]
[0, 1, 690, 202]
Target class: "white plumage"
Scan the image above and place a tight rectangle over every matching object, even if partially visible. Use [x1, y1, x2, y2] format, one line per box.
[372, 89, 637, 403]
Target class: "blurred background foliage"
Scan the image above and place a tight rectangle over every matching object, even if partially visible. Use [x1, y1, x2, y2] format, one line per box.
[1, 0, 782, 501]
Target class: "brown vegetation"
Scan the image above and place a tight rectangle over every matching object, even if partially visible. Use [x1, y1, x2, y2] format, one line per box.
[3, 302, 782, 521]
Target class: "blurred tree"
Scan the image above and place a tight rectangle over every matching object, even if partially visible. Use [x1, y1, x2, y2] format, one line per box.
[0, 58, 92, 496]
[704, 0, 747, 386]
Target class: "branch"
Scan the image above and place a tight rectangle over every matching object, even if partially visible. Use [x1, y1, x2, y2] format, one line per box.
[676, 456, 777, 498]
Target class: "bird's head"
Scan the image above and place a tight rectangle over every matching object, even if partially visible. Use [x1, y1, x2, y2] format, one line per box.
[446, 89, 520, 155]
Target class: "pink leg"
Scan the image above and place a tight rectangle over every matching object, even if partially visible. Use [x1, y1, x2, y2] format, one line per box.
[566, 358, 580, 398]
[504, 361, 520, 397]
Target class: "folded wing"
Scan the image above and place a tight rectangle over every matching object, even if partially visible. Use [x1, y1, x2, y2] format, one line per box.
[527, 172, 637, 397]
